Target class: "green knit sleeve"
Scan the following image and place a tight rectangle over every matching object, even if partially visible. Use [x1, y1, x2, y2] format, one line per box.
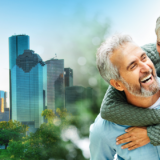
[101, 85, 160, 126]
[100, 43, 160, 146]
[147, 125, 160, 146]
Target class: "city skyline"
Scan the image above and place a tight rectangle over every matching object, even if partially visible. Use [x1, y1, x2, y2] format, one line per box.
[8, 35, 67, 131]
[0, 32, 93, 158]
[3, 33, 84, 109]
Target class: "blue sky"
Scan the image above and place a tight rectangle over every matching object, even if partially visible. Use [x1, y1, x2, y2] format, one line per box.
[1, 0, 160, 98]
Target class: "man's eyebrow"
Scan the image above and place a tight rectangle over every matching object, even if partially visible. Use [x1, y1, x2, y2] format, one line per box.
[141, 52, 146, 57]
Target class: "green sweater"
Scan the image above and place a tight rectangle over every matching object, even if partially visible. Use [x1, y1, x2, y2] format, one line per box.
[100, 43, 160, 146]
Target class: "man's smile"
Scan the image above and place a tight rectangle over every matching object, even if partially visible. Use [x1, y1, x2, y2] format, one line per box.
[140, 74, 152, 83]
[140, 74, 154, 86]
[139, 68, 156, 88]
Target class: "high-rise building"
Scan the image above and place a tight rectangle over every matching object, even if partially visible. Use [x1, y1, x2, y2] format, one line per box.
[11, 50, 46, 132]
[65, 86, 93, 114]
[9, 35, 30, 119]
[64, 68, 73, 87]
[0, 91, 9, 121]
[45, 58, 65, 111]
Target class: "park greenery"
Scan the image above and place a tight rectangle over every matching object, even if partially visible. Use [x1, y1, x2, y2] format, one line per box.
[0, 108, 87, 160]
[0, 120, 28, 149]
[0, 96, 109, 160]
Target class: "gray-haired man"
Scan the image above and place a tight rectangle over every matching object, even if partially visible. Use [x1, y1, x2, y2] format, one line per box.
[90, 34, 160, 160]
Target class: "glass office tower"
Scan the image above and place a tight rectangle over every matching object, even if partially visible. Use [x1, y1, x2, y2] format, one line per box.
[11, 50, 46, 132]
[45, 58, 65, 111]
[0, 90, 9, 121]
[64, 68, 73, 87]
[9, 35, 30, 119]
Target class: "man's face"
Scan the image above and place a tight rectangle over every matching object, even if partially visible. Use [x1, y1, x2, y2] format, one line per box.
[110, 42, 159, 97]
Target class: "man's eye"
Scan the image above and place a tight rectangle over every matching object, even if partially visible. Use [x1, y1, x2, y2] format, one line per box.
[157, 43, 160, 46]
[131, 64, 136, 69]
[142, 56, 146, 60]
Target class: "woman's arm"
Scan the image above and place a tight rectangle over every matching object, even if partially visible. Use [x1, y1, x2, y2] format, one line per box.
[101, 85, 160, 126]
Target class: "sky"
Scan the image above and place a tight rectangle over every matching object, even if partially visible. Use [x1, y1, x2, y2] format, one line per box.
[1, 0, 160, 101]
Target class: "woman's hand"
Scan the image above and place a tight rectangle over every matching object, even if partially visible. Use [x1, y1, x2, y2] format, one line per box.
[116, 127, 150, 150]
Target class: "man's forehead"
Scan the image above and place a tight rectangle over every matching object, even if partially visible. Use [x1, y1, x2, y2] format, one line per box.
[110, 42, 142, 67]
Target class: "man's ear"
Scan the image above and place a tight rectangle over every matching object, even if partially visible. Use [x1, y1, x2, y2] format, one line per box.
[110, 79, 124, 91]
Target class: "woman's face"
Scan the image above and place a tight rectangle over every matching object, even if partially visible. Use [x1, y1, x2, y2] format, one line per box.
[156, 31, 160, 55]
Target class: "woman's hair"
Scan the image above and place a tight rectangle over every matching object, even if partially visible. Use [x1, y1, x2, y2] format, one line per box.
[155, 16, 160, 35]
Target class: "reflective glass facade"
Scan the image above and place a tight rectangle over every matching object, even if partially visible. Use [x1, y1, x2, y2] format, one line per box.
[9, 35, 30, 70]
[11, 50, 46, 132]
[45, 59, 65, 111]
[64, 68, 73, 87]
[9, 35, 30, 119]
[0, 91, 9, 121]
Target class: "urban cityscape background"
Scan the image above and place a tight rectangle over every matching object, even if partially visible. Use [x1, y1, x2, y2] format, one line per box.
[0, 34, 94, 131]
[0, 34, 98, 160]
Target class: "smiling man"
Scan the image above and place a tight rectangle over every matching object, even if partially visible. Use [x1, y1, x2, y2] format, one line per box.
[109, 42, 159, 100]
[89, 34, 160, 160]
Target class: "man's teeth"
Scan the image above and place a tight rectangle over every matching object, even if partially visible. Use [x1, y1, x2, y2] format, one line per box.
[141, 74, 152, 83]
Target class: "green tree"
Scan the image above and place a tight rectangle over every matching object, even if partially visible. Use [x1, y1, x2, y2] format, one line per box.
[0, 120, 28, 149]
[41, 109, 56, 124]
[6, 108, 80, 160]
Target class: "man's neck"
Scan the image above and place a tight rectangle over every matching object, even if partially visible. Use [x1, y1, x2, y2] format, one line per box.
[126, 90, 160, 108]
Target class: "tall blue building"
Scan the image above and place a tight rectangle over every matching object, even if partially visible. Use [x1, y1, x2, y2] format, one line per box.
[45, 58, 65, 111]
[9, 35, 30, 119]
[11, 50, 46, 132]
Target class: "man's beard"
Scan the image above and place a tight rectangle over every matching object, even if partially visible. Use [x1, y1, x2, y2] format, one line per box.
[120, 70, 160, 97]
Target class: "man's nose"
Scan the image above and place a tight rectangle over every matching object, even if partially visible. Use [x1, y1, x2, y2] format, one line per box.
[140, 62, 150, 72]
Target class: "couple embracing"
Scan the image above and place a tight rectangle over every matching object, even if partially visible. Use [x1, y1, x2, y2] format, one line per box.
[90, 17, 160, 160]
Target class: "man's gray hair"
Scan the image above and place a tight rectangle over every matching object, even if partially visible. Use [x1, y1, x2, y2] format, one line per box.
[96, 34, 133, 83]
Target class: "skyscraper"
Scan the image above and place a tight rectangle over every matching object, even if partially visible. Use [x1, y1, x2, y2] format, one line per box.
[45, 58, 65, 111]
[9, 35, 30, 119]
[11, 50, 46, 132]
[64, 68, 73, 87]
[0, 90, 9, 121]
